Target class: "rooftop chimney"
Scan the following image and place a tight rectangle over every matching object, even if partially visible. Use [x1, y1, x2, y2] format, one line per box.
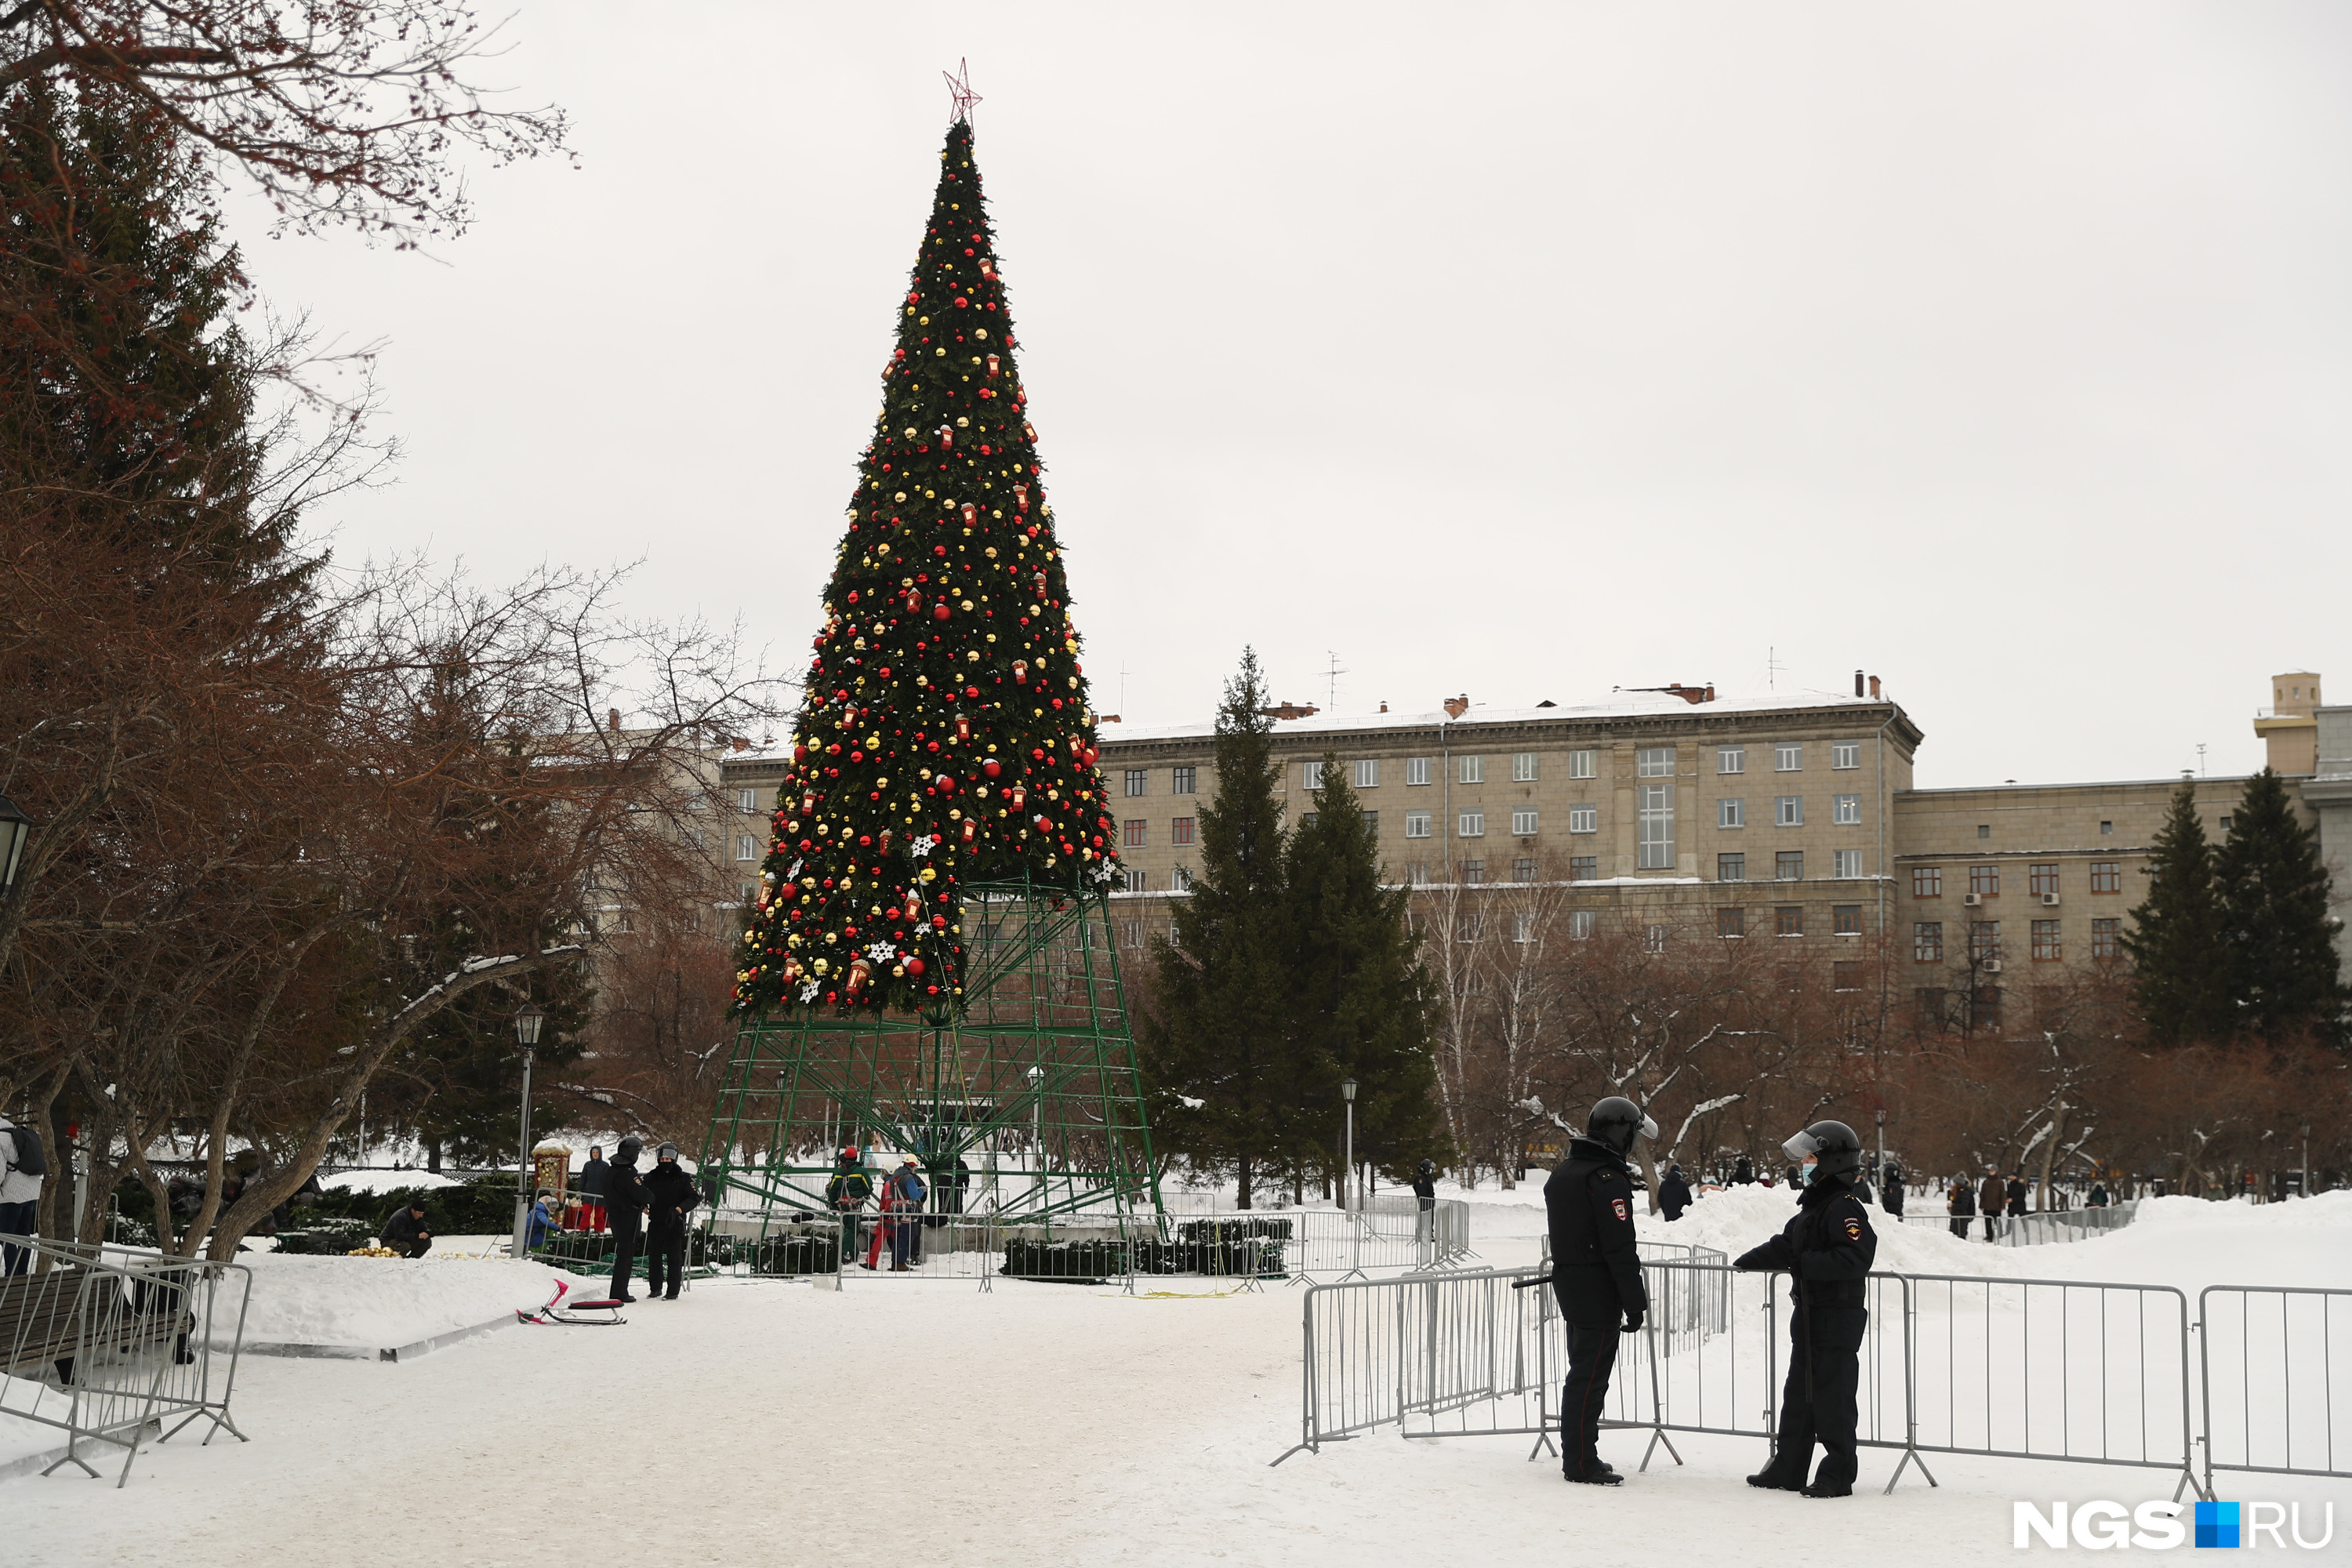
[1443, 694, 1469, 720]
[1261, 700, 1319, 721]
[1379, 701, 1388, 713]
[1868, 675, 1882, 699]
[1854, 670, 1864, 698]
[607, 707, 621, 733]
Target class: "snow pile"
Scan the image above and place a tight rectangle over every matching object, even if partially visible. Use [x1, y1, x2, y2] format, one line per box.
[319, 1168, 463, 1194]
[223, 1254, 594, 1350]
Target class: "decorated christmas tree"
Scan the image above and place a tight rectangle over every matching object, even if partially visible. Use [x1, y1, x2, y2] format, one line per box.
[732, 109, 1120, 1023]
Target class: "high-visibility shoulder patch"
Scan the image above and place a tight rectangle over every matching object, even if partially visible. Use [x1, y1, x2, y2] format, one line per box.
[1612, 1198, 1630, 1222]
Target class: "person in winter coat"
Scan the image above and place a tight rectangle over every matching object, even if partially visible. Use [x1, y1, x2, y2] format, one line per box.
[1543, 1098, 1656, 1486]
[2005, 1176, 2029, 1221]
[604, 1137, 648, 1301]
[1658, 1164, 1693, 1222]
[577, 1146, 609, 1233]
[1879, 1163, 1905, 1218]
[1736, 1121, 1879, 1498]
[2087, 1181, 2111, 1208]
[0, 1108, 47, 1276]
[1411, 1160, 1439, 1244]
[1946, 1176, 1976, 1238]
[1978, 1171, 2006, 1242]
[826, 1147, 873, 1262]
[884, 1156, 926, 1270]
[1731, 1156, 1755, 1185]
[525, 1191, 560, 1250]
[381, 1200, 433, 1258]
[642, 1144, 700, 1300]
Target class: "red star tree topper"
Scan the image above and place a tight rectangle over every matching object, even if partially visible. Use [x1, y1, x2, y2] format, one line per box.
[732, 118, 1120, 1021]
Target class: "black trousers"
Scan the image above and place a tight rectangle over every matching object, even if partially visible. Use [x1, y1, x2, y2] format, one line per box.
[609, 1214, 642, 1296]
[1759, 1303, 1867, 1488]
[645, 1224, 686, 1298]
[1559, 1323, 1621, 1475]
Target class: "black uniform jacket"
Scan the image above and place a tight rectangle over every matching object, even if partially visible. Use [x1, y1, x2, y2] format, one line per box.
[644, 1161, 700, 1234]
[1544, 1136, 1649, 1328]
[604, 1157, 647, 1224]
[381, 1205, 429, 1246]
[1733, 1176, 1878, 1308]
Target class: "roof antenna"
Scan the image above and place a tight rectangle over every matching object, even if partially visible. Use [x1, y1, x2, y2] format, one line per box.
[1326, 650, 1346, 713]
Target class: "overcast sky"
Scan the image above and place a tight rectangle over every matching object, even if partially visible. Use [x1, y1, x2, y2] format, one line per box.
[231, 3, 2352, 788]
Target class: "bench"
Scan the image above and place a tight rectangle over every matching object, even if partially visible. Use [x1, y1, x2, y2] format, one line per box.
[1, 1265, 190, 1385]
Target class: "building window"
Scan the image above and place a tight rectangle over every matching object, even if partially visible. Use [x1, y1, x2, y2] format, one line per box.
[1569, 804, 1598, 833]
[2031, 919, 2061, 961]
[1570, 856, 1598, 881]
[1637, 783, 1674, 869]
[1777, 796, 1803, 827]
[2089, 861, 2121, 894]
[1637, 746, 1674, 778]
[1719, 852, 1746, 881]
[1458, 811, 1486, 838]
[1405, 811, 1432, 839]
[1973, 987, 2003, 1033]
[1123, 819, 1147, 848]
[1833, 960, 1863, 991]
[739, 883, 757, 903]
[1969, 920, 2001, 961]
[1458, 755, 1483, 785]
[1303, 760, 1325, 790]
[1364, 811, 1379, 832]
[738, 787, 760, 814]
[735, 835, 758, 861]
[1406, 757, 1431, 786]
[1170, 866, 1193, 892]
[2219, 814, 2234, 833]
[1978, 824, 1991, 840]
[2091, 917, 2121, 960]
[1570, 750, 1597, 780]
[1512, 752, 1538, 782]
[1834, 903, 1863, 936]
[1914, 921, 1944, 962]
[1171, 817, 1196, 848]
[1913, 866, 1942, 898]
[1352, 759, 1378, 789]
[2030, 863, 2060, 898]
[1776, 744, 1803, 772]
[1644, 924, 1668, 953]
[1171, 765, 1197, 794]
[1969, 865, 1999, 898]
[1124, 769, 1148, 797]
[1407, 862, 1430, 887]
[1833, 793, 1860, 826]
[1914, 987, 1946, 1029]
[1719, 798, 1744, 829]
[2099, 820, 2113, 836]
[1569, 910, 1597, 940]
[1718, 907, 1746, 938]
[1120, 918, 1143, 950]
[1301, 813, 1319, 831]
[1833, 848, 1863, 879]
[1777, 850, 1804, 881]
[1776, 906, 1804, 937]
[1719, 746, 1745, 775]
[1512, 912, 1535, 943]
[1832, 741, 1860, 770]
[1512, 856, 1537, 881]
[1127, 871, 1149, 893]
[1460, 859, 1485, 885]
[1512, 808, 1538, 836]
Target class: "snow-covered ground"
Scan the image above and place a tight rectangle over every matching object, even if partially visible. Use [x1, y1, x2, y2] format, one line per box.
[4, 1194, 2346, 1565]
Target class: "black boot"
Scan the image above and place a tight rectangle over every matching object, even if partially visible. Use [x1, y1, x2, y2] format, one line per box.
[1802, 1455, 1857, 1498]
[1564, 1457, 1623, 1486]
[1747, 1467, 1805, 1491]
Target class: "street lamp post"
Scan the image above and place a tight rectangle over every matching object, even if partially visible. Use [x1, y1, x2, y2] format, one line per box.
[2301, 1120, 2312, 1200]
[509, 1004, 546, 1256]
[1340, 1078, 1358, 1213]
[1026, 1064, 1045, 1208]
[1875, 1109, 1886, 1199]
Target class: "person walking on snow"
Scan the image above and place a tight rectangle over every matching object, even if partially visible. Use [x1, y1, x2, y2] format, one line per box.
[2005, 1175, 2029, 1224]
[604, 1137, 648, 1301]
[643, 1143, 700, 1300]
[1658, 1164, 1693, 1222]
[1946, 1174, 1976, 1239]
[1543, 1097, 1655, 1486]
[882, 1155, 926, 1270]
[1879, 1163, 1906, 1218]
[577, 1145, 610, 1233]
[1978, 1170, 2006, 1243]
[1737, 1120, 1878, 1499]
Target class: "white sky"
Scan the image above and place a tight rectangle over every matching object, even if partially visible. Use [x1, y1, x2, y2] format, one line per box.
[232, 3, 2352, 788]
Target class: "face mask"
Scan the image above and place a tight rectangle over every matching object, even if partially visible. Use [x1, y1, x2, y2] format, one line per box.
[1800, 1163, 1817, 1186]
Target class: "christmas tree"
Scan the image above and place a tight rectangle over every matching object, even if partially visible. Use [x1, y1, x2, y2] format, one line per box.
[731, 112, 1119, 1022]
[2215, 769, 2349, 1048]
[2119, 782, 2229, 1044]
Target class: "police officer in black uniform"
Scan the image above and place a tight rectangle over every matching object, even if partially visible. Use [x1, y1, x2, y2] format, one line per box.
[1543, 1096, 1656, 1485]
[1735, 1120, 1878, 1498]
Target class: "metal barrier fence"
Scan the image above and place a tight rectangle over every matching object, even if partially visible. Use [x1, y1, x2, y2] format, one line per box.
[675, 1196, 1473, 1290]
[2198, 1286, 2352, 1494]
[0, 1234, 252, 1486]
[1285, 1254, 2213, 1498]
[1897, 1200, 2140, 1247]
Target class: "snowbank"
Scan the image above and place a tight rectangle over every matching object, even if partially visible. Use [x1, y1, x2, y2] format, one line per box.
[319, 1168, 462, 1194]
[223, 1253, 593, 1350]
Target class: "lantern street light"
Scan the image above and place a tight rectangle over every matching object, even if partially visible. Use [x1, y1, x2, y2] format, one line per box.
[1340, 1078, 1359, 1212]
[0, 796, 31, 898]
[2302, 1120, 2313, 1201]
[510, 1004, 548, 1255]
[1026, 1064, 1046, 1203]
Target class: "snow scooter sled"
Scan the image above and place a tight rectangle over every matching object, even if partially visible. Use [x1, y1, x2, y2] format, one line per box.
[518, 1277, 628, 1326]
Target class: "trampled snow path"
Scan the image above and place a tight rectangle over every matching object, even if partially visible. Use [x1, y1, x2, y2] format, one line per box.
[5, 1197, 2347, 1566]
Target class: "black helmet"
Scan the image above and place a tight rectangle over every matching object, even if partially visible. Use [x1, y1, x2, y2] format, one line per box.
[1417, 1159, 1435, 1176]
[655, 1142, 678, 1163]
[615, 1135, 643, 1163]
[1784, 1120, 1862, 1182]
[1587, 1097, 1659, 1156]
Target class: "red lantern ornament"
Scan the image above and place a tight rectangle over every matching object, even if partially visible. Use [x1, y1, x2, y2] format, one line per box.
[1011, 660, 1028, 684]
[1013, 485, 1029, 513]
[846, 957, 873, 996]
[960, 818, 978, 844]
[938, 424, 953, 448]
[955, 714, 973, 742]
[801, 792, 818, 815]
[1011, 785, 1027, 810]
[1023, 422, 1037, 442]
[986, 354, 1000, 376]
[780, 956, 804, 986]
[978, 259, 995, 280]
[1033, 570, 1047, 596]
[904, 889, 920, 921]
[879, 829, 893, 855]
[960, 502, 978, 526]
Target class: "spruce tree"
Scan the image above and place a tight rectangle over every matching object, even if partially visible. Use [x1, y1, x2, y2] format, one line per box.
[1282, 752, 1450, 1181]
[2215, 769, 2349, 1048]
[1140, 649, 1290, 1208]
[2119, 781, 2230, 1044]
[731, 116, 1119, 1020]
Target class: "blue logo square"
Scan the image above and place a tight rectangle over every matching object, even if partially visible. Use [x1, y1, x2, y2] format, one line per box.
[2194, 1500, 2241, 1548]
